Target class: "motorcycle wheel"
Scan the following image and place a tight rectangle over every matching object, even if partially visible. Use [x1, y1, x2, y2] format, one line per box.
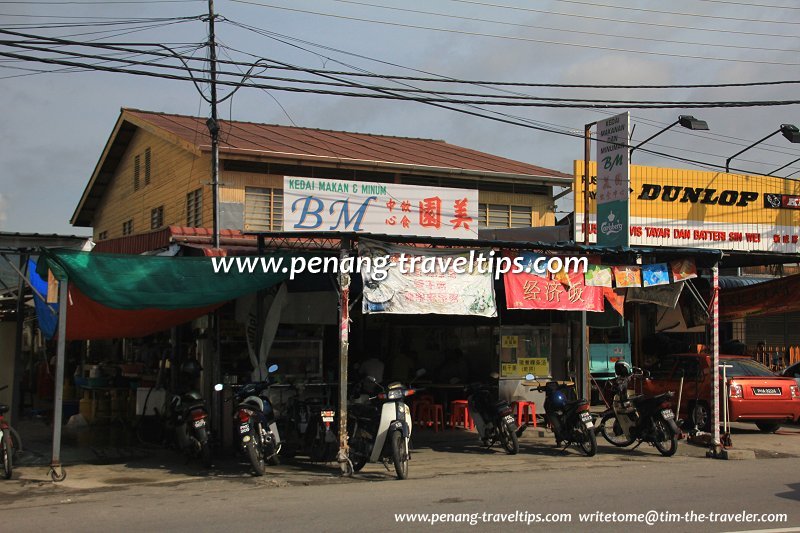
[498, 420, 519, 455]
[246, 440, 266, 476]
[599, 412, 635, 447]
[652, 418, 678, 457]
[199, 441, 213, 468]
[2, 433, 12, 480]
[390, 431, 409, 480]
[576, 419, 597, 457]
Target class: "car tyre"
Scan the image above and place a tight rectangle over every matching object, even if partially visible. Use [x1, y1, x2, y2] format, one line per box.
[690, 401, 711, 432]
[755, 422, 780, 433]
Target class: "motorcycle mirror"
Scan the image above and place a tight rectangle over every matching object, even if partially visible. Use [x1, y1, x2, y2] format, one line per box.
[525, 373, 535, 381]
[213, 383, 223, 392]
[366, 375, 377, 383]
[489, 371, 500, 379]
[267, 364, 279, 373]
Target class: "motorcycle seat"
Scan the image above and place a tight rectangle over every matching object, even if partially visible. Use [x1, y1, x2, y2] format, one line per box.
[184, 402, 206, 412]
[0, 404, 8, 414]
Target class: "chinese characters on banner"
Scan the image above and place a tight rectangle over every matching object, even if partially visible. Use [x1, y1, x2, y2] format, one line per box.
[359, 240, 497, 317]
[283, 177, 479, 239]
[503, 253, 604, 312]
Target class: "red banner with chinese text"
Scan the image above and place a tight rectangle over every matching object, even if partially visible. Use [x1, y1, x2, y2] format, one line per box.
[504, 269, 604, 312]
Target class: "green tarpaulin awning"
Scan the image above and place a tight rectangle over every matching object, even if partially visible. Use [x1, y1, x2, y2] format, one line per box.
[37, 248, 293, 310]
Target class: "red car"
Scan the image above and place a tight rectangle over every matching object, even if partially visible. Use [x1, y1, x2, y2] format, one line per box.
[641, 353, 800, 433]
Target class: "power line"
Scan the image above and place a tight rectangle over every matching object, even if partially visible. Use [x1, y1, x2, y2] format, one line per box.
[549, 0, 800, 24]
[223, 22, 800, 161]
[440, 0, 799, 39]
[228, 0, 800, 66]
[692, 0, 800, 9]
[319, 0, 800, 54]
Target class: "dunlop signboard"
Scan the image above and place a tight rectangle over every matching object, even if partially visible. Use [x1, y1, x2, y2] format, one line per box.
[574, 161, 800, 253]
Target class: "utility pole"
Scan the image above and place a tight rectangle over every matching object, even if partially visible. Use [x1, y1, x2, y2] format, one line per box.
[207, 0, 220, 250]
[580, 122, 595, 401]
[206, 0, 222, 443]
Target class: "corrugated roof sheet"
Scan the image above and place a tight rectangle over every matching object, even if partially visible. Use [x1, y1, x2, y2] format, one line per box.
[124, 109, 571, 180]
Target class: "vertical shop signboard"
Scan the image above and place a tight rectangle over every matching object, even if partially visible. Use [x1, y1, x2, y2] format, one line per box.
[595, 112, 630, 247]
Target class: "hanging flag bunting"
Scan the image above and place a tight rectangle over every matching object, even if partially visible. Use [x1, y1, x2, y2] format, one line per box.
[585, 264, 614, 287]
[613, 265, 642, 288]
[670, 258, 698, 281]
[505, 269, 604, 312]
[603, 287, 626, 316]
[626, 281, 684, 308]
[642, 263, 671, 287]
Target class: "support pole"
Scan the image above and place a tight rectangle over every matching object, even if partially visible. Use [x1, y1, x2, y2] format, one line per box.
[708, 265, 723, 458]
[336, 240, 352, 474]
[49, 278, 68, 482]
[11, 253, 28, 426]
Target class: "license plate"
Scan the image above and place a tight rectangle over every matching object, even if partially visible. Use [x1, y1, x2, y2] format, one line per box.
[322, 410, 335, 422]
[661, 409, 674, 419]
[504, 414, 515, 425]
[193, 418, 206, 428]
[752, 387, 781, 396]
[579, 412, 593, 427]
[239, 423, 250, 434]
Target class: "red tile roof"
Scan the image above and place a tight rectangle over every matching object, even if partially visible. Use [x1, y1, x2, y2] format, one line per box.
[124, 109, 571, 180]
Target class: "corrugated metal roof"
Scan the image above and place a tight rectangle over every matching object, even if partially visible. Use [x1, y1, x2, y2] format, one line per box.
[718, 276, 774, 289]
[124, 109, 571, 181]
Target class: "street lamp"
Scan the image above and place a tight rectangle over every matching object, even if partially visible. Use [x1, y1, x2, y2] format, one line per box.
[726, 124, 800, 173]
[629, 115, 709, 161]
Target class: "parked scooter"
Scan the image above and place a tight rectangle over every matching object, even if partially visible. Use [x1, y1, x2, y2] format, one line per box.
[465, 376, 521, 455]
[597, 361, 679, 457]
[346, 369, 425, 479]
[526, 374, 596, 456]
[215, 364, 282, 476]
[159, 360, 212, 468]
[279, 383, 338, 462]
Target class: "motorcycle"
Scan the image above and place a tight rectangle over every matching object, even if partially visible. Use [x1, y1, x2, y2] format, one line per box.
[216, 364, 282, 476]
[526, 374, 596, 456]
[465, 376, 521, 455]
[0, 385, 13, 479]
[597, 362, 679, 457]
[279, 383, 338, 463]
[346, 369, 425, 480]
[160, 389, 213, 468]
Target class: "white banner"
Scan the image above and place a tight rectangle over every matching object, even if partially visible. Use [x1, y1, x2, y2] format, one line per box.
[359, 240, 497, 317]
[283, 176, 479, 239]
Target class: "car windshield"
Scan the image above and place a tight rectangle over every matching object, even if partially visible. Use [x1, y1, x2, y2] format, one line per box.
[722, 358, 774, 377]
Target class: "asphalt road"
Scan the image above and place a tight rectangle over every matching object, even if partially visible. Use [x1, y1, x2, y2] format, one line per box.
[3, 455, 798, 533]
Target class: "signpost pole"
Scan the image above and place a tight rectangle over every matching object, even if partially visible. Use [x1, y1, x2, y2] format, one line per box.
[709, 265, 724, 457]
[337, 239, 352, 475]
[579, 124, 594, 400]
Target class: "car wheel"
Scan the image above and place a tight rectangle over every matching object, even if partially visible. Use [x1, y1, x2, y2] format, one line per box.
[690, 402, 711, 432]
[755, 422, 780, 433]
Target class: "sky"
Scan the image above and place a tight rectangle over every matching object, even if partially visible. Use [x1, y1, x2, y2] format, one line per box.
[2, 0, 800, 235]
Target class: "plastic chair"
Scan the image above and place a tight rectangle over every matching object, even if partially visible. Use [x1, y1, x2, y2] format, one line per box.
[511, 401, 537, 428]
[449, 399, 473, 430]
[412, 399, 444, 432]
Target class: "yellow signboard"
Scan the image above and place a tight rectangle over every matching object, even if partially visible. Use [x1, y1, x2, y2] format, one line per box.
[574, 161, 800, 253]
[500, 358, 550, 378]
[501, 335, 519, 349]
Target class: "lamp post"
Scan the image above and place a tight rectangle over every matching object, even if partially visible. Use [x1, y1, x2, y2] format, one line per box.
[726, 124, 800, 173]
[629, 115, 709, 162]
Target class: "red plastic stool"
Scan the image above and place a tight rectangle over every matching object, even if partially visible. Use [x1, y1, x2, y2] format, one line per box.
[413, 401, 444, 432]
[511, 401, 537, 428]
[449, 400, 473, 430]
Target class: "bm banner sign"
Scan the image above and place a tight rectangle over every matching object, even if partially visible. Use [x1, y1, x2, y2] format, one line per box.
[574, 162, 800, 253]
[284, 177, 479, 239]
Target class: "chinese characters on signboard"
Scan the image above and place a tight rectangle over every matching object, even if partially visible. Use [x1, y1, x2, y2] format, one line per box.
[283, 177, 479, 239]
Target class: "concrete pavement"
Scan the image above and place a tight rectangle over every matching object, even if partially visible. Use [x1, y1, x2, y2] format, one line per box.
[2, 422, 799, 497]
